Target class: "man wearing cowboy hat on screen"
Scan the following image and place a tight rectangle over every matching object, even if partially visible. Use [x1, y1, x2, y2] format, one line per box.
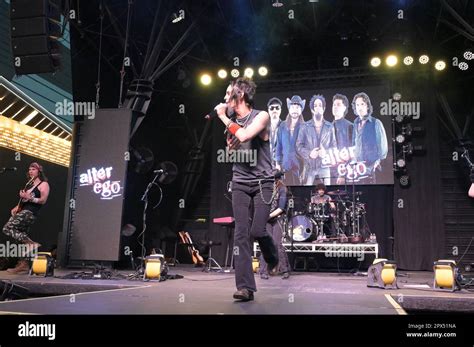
[275, 95, 305, 185]
[296, 94, 336, 186]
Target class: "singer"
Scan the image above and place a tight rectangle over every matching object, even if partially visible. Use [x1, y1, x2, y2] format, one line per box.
[215, 77, 279, 301]
[2, 162, 50, 274]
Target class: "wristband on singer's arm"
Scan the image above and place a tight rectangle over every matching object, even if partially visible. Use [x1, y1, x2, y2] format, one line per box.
[228, 122, 241, 135]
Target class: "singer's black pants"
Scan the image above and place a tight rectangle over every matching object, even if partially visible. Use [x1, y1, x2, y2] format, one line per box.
[232, 180, 277, 292]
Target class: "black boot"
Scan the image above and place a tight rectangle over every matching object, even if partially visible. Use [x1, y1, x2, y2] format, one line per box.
[256, 235, 279, 272]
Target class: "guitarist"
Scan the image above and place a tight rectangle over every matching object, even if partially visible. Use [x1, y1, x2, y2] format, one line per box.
[2, 162, 50, 274]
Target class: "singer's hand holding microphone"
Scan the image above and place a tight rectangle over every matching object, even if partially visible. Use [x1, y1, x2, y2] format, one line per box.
[205, 103, 229, 120]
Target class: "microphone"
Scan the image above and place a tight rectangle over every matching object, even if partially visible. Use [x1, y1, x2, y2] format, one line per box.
[204, 110, 219, 120]
[205, 105, 232, 120]
[1, 167, 17, 171]
[153, 169, 164, 174]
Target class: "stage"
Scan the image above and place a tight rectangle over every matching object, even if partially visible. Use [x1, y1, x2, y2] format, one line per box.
[1, 266, 473, 315]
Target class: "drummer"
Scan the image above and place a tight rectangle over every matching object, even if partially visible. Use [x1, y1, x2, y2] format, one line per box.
[311, 182, 336, 210]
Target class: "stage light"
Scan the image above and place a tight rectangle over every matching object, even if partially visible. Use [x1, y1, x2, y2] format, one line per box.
[394, 114, 405, 123]
[200, 74, 212, 86]
[30, 252, 55, 277]
[171, 13, 183, 23]
[463, 50, 473, 60]
[403, 143, 413, 155]
[20, 110, 39, 125]
[367, 258, 398, 289]
[252, 257, 260, 273]
[230, 69, 240, 78]
[0, 116, 71, 167]
[244, 68, 254, 78]
[144, 254, 165, 280]
[403, 56, 413, 65]
[370, 57, 381, 67]
[458, 62, 469, 70]
[434, 60, 446, 71]
[433, 260, 460, 291]
[399, 175, 410, 187]
[272, 0, 284, 7]
[217, 69, 227, 79]
[419, 55, 429, 64]
[258, 66, 268, 76]
[386, 55, 398, 67]
[396, 158, 406, 168]
[395, 134, 405, 144]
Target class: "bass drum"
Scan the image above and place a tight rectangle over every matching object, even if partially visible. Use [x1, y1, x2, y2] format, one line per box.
[288, 214, 314, 242]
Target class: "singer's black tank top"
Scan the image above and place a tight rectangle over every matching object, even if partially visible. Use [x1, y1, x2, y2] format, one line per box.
[232, 109, 274, 183]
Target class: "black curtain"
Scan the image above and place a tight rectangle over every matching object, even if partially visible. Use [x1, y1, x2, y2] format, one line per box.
[393, 80, 444, 270]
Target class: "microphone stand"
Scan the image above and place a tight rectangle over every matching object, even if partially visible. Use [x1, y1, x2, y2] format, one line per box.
[136, 171, 162, 276]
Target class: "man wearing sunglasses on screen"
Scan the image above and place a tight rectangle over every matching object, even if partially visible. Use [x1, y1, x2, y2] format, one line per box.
[267, 97, 282, 168]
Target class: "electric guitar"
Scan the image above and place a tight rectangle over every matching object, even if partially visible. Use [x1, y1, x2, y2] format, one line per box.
[178, 231, 204, 265]
[14, 177, 35, 215]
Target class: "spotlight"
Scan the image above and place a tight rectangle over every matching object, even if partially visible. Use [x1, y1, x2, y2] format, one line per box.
[244, 68, 254, 78]
[434, 60, 446, 71]
[272, 0, 284, 7]
[463, 50, 473, 60]
[395, 134, 406, 144]
[399, 174, 410, 187]
[30, 252, 55, 277]
[419, 55, 429, 64]
[386, 55, 398, 67]
[403, 56, 413, 65]
[458, 62, 469, 70]
[367, 258, 398, 289]
[258, 66, 268, 76]
[396, 158, 406, 168]
[200, 74, 212, 86]
[217, 69, 227, 79]
[370, 57, 381, 67]
[230, 69, 240, 78]
[433, 260, 460, 291]
[171, 13, 183, 23]
[144, 254, 165, 280]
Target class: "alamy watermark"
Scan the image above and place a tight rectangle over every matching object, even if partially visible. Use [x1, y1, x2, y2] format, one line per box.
[55, 100, 96, 119]
[0, 241, 37, 259]
[380, 96, 420, 119]
[324, 245, 365, 261]
[217, 148, 257, 166]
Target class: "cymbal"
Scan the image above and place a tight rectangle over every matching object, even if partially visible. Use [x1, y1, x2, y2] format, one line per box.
[327, 190, 348, 196]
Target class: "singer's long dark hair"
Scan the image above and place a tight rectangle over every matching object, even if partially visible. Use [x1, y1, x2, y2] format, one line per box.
[229, 77, 256, 107]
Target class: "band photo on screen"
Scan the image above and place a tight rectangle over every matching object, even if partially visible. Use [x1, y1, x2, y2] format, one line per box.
[259, 86, 392, 186]
[0, 0, 474, 345]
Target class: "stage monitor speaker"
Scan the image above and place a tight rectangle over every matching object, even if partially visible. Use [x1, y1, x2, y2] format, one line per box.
[10, 0, 62, 75]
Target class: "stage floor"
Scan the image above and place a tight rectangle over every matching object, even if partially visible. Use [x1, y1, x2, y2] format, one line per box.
[0, 266, 473, 314]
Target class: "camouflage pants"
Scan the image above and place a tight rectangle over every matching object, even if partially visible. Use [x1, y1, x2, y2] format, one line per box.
[2, 210, 36, 243]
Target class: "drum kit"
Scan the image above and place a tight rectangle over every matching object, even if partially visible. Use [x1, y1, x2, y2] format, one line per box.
[285, 189, 369, 244]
